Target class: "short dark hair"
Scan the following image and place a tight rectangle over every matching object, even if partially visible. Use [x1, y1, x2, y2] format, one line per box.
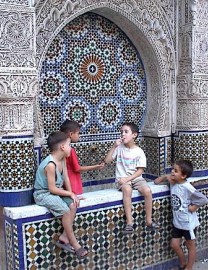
[175, 159, 193, 178]
[47, 131, 69, 152]
[121, 122, 139, 138]
[60, 119, 81, 133]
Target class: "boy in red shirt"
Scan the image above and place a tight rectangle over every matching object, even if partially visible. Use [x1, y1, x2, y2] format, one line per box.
[60, 120, 104, 195]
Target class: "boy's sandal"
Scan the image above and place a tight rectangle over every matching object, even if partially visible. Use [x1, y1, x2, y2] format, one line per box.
[146, 222, 160, 231]
[123, 224, 134, 234]
[75, 247, 88, 259]
[55, 240, 75, 253]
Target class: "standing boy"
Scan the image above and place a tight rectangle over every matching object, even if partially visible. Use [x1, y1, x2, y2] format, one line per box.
[33, 131, 88, 258]
[104, 122, 160, 233]
[60, 119, 104, 195]
[154, 160, 208, 270]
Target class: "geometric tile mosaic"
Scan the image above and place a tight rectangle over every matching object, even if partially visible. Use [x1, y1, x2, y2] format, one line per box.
[23, 197, 172, 269]
[0, 136, 35, 190]
[5, 220, 13, 270]
[39, 12, 147, 141]
[13, 223, 20, 270]
[173, 131, 208, 171]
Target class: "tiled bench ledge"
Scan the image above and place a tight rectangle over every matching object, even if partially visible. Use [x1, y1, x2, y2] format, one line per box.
[4, 183, 169, 219]
[4, 177, 208, 219]
[3, 179, 208, 270]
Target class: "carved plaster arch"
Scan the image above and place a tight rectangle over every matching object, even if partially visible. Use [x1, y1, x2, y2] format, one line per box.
[35, 0, 176, 139]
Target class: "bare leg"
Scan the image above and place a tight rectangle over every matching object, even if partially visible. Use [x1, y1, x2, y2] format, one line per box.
[185, 239, 196, 270]
[121, 185, 133, 224]
[59, 202, 77, 244]
[61, 203, 87, 256]
[171, 238, 186, 268]
[139, 186, 152, 225]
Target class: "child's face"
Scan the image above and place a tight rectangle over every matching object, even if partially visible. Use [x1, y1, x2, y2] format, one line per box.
[62, 138, 71, 157]
[68, 129, 80, 143]
[170, 164, 186, 183]
[120, 125, 137, 145]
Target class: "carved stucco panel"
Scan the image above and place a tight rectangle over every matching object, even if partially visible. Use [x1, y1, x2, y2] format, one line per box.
[0, 98, 35, 135]
[0, 0, 28, 4]
[193, 28, 208, 74]
[0, 5, 36, 67]
[177, 99, 208, 130]
[194, 0, 208, 28]
[143, 63, 160, 130]
[0, 74, 38, 97]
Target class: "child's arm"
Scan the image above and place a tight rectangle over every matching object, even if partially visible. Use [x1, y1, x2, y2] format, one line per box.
[45, 162, 75, 198]
[118, 167, 144, 184]
[154, 174, 174, 184]
[188, 190, 208, 212]
[77, 163, 105, 172]
[104, 138, 122, 164]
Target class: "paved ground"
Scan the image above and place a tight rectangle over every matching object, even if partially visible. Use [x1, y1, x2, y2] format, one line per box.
[193, 260, 208, 270]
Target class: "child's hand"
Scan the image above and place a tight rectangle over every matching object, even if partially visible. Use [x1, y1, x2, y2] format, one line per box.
[118, 177, 129, 185]
[71, 193, 80, 207]
[188, 204, 199, 212]
[114, 138, 123, 147]
[98, 162, 105, 169]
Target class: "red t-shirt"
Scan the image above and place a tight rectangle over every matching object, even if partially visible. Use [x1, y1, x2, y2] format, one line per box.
[66, 148, 83, 195]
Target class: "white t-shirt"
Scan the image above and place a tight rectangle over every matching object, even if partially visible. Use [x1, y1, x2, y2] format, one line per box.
[112, 144, 146, 181]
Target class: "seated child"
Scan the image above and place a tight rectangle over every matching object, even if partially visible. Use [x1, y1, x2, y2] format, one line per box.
[154, 159, 208, 270]
[33, 131, 88, 258]
[104, 122, 160, 233]
[60, 119, 104, 195]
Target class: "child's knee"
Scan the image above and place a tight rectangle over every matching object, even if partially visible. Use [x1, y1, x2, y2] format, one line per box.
[170, 239, 179, 250]
[122, 185, 132, 195]
[69, 202, 77, 210]
[140, 186, 152, 197]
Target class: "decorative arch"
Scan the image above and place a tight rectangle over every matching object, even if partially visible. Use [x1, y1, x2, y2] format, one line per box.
[35, 0, 176, 138]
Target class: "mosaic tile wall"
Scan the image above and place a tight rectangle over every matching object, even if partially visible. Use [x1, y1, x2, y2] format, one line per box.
[0, 135, 35, 206]
[39, 12, 147, 140]
[38, 12, 147, 185]
[4, 187, 208, 270]
[171, 131, 208, 176]
[143, 130, 208, 179]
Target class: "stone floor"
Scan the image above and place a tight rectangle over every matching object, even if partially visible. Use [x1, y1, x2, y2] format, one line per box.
[0, 206, 207, 270]
[193, 260, 208, 270]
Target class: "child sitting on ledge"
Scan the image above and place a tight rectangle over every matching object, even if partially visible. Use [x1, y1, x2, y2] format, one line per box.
[33, 131, 88, 258]
[104, 122, 160, 234]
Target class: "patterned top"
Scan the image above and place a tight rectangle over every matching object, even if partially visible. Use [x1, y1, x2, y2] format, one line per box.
[171, 182, 208, 230]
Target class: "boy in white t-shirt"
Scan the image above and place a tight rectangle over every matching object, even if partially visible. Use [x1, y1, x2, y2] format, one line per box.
[105, 122, 160, 233]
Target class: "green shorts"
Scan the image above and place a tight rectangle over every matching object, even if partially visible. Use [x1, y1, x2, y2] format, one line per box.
[33, 190, 73, 217]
